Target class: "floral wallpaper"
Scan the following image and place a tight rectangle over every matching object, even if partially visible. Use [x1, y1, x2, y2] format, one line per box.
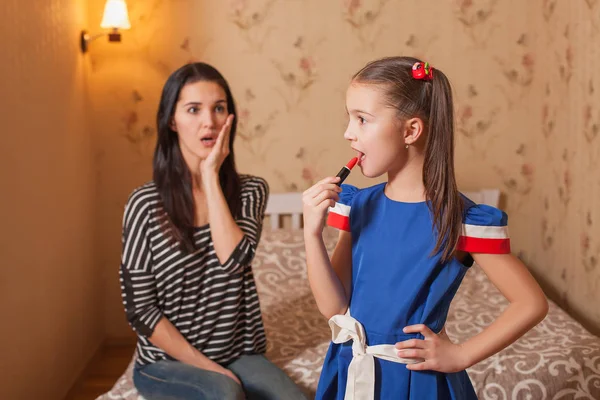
[87, 0, 600, 338]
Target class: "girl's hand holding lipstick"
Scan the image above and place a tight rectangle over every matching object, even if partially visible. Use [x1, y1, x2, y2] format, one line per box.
[302, 157, 358, 237]
[302, 176, 342, 237]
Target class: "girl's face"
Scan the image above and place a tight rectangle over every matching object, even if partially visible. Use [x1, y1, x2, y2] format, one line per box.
[344, 82, 407, 178]
[171, 80, 229, 163]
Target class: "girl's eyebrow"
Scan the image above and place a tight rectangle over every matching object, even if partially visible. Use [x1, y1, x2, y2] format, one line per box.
[346, 107, 374, 117]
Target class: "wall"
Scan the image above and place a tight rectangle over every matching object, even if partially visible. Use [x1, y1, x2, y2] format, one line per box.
[0, 0, 102, 399]
[93, 0, 600, 338]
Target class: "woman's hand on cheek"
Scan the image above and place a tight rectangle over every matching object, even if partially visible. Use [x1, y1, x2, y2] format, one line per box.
[200, 114, 234, 178]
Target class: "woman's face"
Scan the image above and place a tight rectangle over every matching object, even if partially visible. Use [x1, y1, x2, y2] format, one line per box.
[171, 80, 229, 163]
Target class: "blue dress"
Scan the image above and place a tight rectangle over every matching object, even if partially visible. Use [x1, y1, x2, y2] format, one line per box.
[317, 183, 511, 400]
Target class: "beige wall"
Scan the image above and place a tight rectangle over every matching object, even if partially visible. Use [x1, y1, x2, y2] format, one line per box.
[0, 0, 102, 399]
[0, 0, 600, 399]
[94, 0, 600, 339]
[1, 1, 596, 396]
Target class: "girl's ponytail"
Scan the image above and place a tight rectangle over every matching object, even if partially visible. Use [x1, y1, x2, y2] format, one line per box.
[424, 69, 463, 262]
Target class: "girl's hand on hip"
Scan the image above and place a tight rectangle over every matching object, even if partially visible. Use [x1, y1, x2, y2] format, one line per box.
[395, 324, 468, 373]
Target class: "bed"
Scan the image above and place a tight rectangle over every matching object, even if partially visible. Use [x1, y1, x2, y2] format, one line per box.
[99, 191, 600, 399]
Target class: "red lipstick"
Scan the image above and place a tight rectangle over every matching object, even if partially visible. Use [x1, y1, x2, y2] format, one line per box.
[335, 157, 358, 186]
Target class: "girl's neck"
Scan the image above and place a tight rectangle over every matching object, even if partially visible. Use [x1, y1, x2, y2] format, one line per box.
[385, 153, 426, 203]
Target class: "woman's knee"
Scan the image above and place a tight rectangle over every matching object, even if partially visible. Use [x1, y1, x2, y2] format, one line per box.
[133, 362, 245, 400]
[228, 355, 307, 399]
[218, 377, 245, 400]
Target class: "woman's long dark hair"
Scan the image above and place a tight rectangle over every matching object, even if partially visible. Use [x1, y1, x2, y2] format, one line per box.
[353, 56, 462, 262]
[153, 63, 241, 253]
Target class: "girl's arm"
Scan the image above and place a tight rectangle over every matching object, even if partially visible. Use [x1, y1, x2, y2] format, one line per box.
[305, 229, 353, 319]
[397, 254, 548, 372]
[456, 253, 548, 367]
[303, 177, 352, 319]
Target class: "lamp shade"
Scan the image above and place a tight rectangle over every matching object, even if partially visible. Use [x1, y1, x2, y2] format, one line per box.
[100, 0, 131, 29]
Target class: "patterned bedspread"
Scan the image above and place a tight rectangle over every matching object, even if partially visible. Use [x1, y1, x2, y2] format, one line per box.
[99, 228, 600, 400]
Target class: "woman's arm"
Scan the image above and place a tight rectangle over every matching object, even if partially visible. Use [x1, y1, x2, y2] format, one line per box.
[303, 177, 351, 319]
[148, 318, 241, 384]
[203, 171, 245, 263]
[200, 115, 267, 270]
[120, 190, 240, 384]
[120, 191, 164, 337]
[123, 272, 240, 383]
[204, 174, 268, 270]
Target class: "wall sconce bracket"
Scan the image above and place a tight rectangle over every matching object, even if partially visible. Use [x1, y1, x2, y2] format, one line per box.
[80, 29, 122, 53]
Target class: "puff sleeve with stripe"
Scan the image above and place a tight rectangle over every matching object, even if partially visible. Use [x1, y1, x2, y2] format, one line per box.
[326, 184, 359, 232]
[457, 203, 511, 254]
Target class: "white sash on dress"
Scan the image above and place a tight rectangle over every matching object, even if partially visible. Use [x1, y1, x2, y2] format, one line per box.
[328, 313, 421, 400]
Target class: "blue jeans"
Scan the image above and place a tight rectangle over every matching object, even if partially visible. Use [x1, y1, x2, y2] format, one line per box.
[133, 354, 308, 400]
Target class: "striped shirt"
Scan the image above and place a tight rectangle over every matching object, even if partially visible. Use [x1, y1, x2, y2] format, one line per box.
[119, 175, 269, 366]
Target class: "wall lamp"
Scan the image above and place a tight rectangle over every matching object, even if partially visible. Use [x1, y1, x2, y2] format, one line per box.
[80, 0, 131, 53]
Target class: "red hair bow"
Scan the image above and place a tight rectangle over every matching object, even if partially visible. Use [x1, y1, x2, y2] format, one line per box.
[412, 62, 434, 81]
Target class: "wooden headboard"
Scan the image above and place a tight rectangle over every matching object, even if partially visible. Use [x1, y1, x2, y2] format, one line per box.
[264, 189, 501, 230]
[264, 192, 304, 230]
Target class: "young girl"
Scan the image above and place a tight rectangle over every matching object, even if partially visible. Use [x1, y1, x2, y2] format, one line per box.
[302, 56, 548, 399]
[120, 62, 307, 400]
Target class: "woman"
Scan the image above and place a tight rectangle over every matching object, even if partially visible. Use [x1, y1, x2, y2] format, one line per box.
[120, 62, 307, 400]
